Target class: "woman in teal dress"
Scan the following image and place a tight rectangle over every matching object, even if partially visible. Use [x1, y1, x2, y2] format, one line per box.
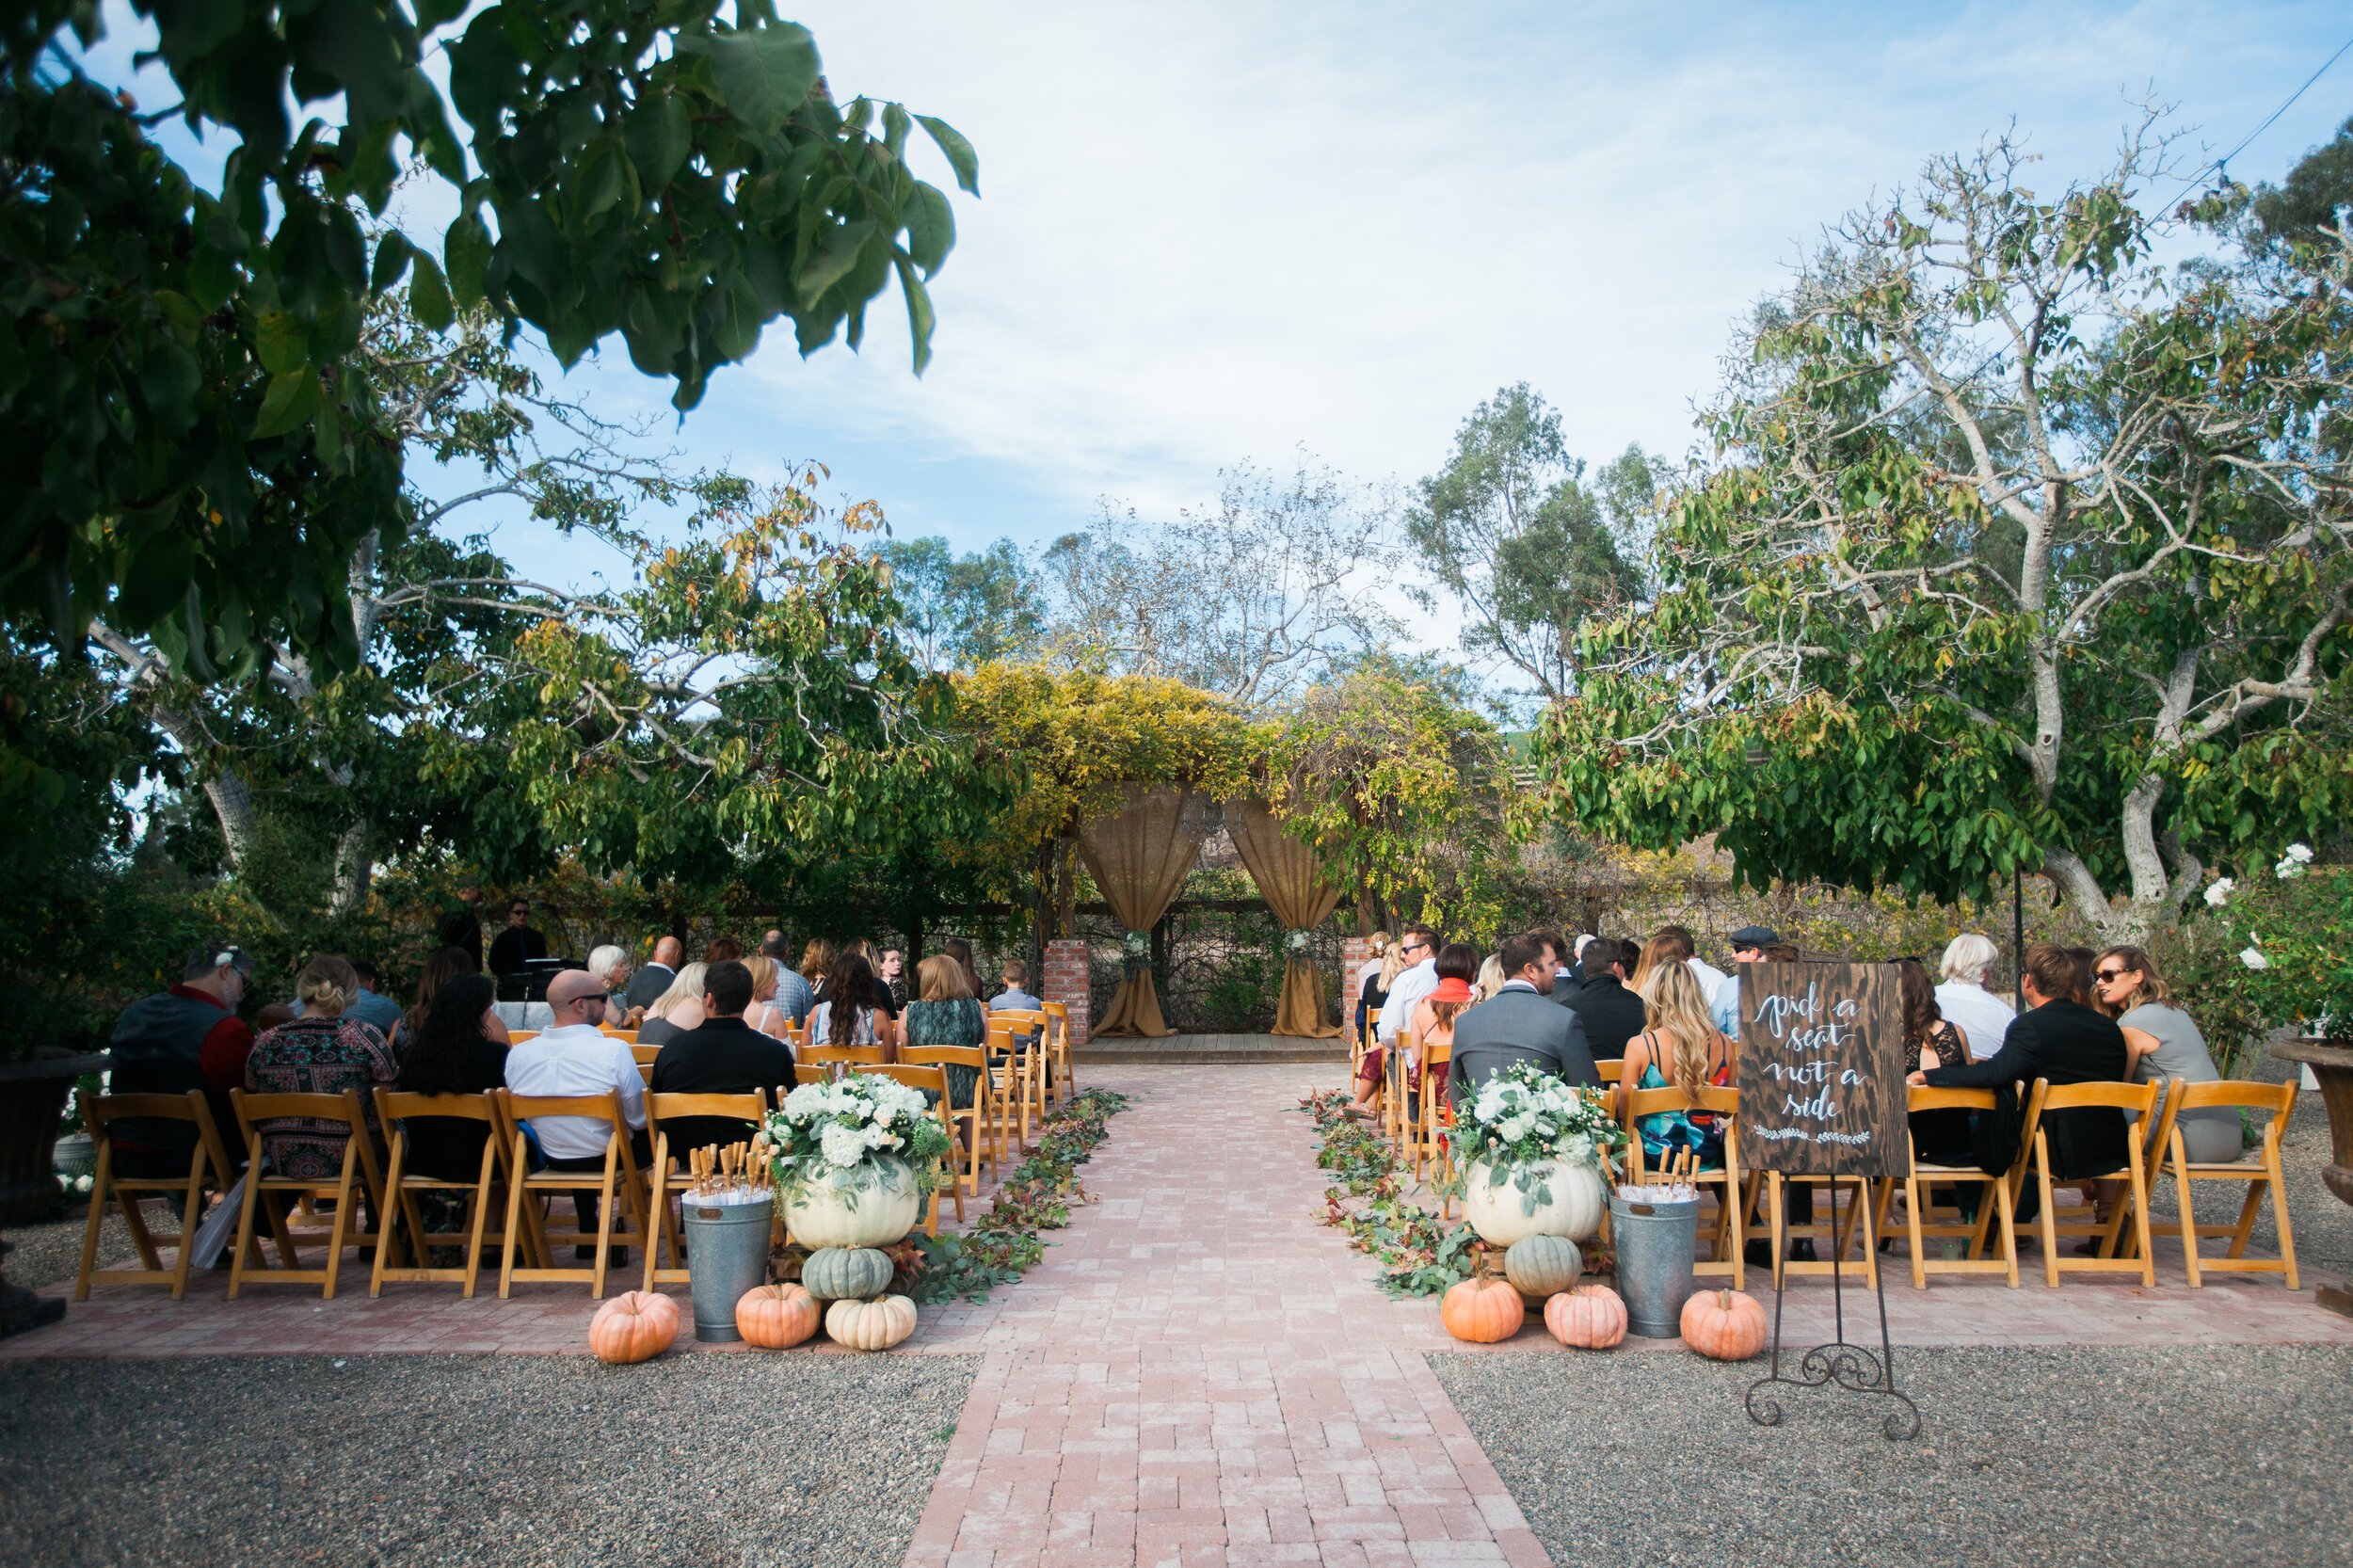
[1616, 959, 1736, 1168]
[903, 954, 986, 1108]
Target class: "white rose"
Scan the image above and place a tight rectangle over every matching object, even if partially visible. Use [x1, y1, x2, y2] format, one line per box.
[820, 1123, 870, 1168]
[2202, 878, 2234, 908]
[2239, 947, 2270, 971]
[2286, 841, 2313, 864]
[1498, 1113, 1533, 1143]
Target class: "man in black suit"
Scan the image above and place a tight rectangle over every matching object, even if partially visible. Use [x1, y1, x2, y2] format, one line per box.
[1448, 934, 1599, 1104]
[1565, 936, 1645, 1061]
[1917, 940, 2130, 1184]
[488, 897, 551, 977]
[649, 960, 797, 1154]
[1529, 928, 1581, 1000]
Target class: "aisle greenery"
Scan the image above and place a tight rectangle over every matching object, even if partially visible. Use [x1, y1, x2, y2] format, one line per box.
[889, 1089, 1132, 1304]
[1299, 1089, 1483, 1298]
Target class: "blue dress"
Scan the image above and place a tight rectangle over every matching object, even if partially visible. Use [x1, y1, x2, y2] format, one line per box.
[1632, 1035, 1729, 1168]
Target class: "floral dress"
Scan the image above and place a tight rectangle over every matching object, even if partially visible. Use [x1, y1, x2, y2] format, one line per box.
[244, 1016, 398, 1180]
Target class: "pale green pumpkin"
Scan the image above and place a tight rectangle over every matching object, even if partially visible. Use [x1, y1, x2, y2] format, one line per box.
[1502, 1233, 1582, 1302]
[801, 1246, 894, 1301]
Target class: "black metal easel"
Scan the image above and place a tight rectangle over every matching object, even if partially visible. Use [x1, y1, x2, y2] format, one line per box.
[1744, 1174, 1921, 1441]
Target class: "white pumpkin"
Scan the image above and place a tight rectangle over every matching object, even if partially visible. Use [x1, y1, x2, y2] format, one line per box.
[782, 1155, 921, 1249]
[825, 1293, 918, 1351]
[1462, 1159, 1606, 1246]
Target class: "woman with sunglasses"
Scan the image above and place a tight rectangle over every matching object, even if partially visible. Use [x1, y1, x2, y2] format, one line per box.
[2090, 947, 2241, 1165]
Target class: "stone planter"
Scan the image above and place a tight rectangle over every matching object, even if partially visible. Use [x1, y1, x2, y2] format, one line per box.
[2271, 1040, 2353, 1318]
[0, 1052, 107, 1226]
[780, 1156, 920, 1249]
[1462, 1159, 1607, 1247]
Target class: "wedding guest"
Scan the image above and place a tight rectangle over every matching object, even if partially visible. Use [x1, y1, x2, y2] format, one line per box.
[391, 972, 510, 1181]
[741, 954, 799, 1043]
[1529, 928, 1582, 1000]
[1360, 937, 1408, 1048]
[800, 938, 837, 1001]
[623, 936, 683, 1013]
[505, 968, 648, 1258]
[1565, 936, 1645, 1060]
[649, 960, 794, 1154]
[1934, 934, 2017, 1062]
[879, 947, 909, 1009]
[1375, 926, 1441, 1049]
[1471, 952, 1507, 1005]
[635, 962, 711, 1048]
[1354, 933, 1393, 1039]
[1447, 933, 1597, 1103]
[764, 939, 815, 1025]
[941, 936, 984, 1001]
[108, 941, 258, 1176]
[245, 954, 398, 1179]
[1352, 942, 1478, 1113]
[992, 958, 1044, 1014]
[1894, 958, 1973, 1163]
[808, 953, 900, 1048]
[1708, 924, 1780, 1037]
[344, 959, 408, 1036]
[1653, 923, 1729, 1009]
[2065, 946, 2100, 1008]
[2092, 946, 2241, 1165]
[395, 946, 506, 1057]
[1618, 960, 1735, 1169]
[703, 936, 744, 965]
[905, 954, 988, 1109]
[585, 945, 635, 1027]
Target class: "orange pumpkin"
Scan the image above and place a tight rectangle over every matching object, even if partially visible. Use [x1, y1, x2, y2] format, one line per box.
[1440, 1276, 1525, 1343]
[1544, 1284, 1626, 1350]
[735, 1283, 820, 1350]
[589, 1289, 680, 1364]
[1679, 1288, 1769, 1361]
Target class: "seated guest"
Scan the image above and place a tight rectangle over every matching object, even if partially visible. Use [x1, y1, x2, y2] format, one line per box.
[942, 936, 984, 1001]
[506, 968, 649, 1258]
[344, 959, 407, 1036]
[1618, 960, 1736, 1169]
[1657, 923, 1730, 1009]
[1708, 925, 1780, 1038]
[741, 955, 798, 1043]
[1351, 942, 1478, 1113]
[585, 945, 635, 1026]
[704, 936, 744, 965]
[879, 947, 909, 1010]
[904, 955, 987, 1108]
[1448, 933, 1599, 1105]
[839, 939, 905, 1021]
[108, 940, 258, 1177]
[1917, 942, 2131, 1198]
[761, 936, 815, 1025]
[1472, 952, 1507, 1004]
[1531, 928, 1581, 1001]
[2092, 946, 2241, 1165]
[649, 960, 795, 1154]
[488, 898, 549, 978]
[391, 973, 510, 1181]
[2065, 946, 2101, 1008]
[1933, 934, 2016, 1062]
[1893, 958, 1973, 1165]
[808, 953, 901, 1049]
[991, 958, 1044, 1014]
[1375, 926, 1442, 1050]
[1353, 933, 1393, 1038]
[635, 962, 711, 1048]
[1566, 936, 1645, 1060]
[800, 938, 837, 1002]
[623, 936, 683, 1014]
[245, 954, 399, 1179]
[393, 946, 488, 1056]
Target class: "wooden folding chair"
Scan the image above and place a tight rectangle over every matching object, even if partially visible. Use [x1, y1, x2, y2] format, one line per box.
[2146, 1079, 2298, 1289]
[1382, 1029, 1418, 1154]
[904, 1045, 996, 1192]
[802, 1043, 891, 1068]
[1761, 1172, 1880, 1289]
[495, 1089, 650, 1299]
[507, 1031, 539, 1046]
[631, 1043, 660, 1069]
[2017, 1078, 2158, 1287]
[1595, 1060, 1625, 1087]
[987, 1014, 1046, 1152]
[1411, 1042, 1454, 1203]
[370, 1090, 520, 1298]
[1622, 1084, 1745, 1289]
[792, 1063, 837, 1087]
[602, 1028, 641, 1046]
[226, 1089, 392, 1301]
[75, 1092, 245, 1300]
[1868, 1086, 2018, 1289]
[1040, 1000, 1076, 1110]
[643, 1090, 769, 1290]
[853, 1064, 960, 1229]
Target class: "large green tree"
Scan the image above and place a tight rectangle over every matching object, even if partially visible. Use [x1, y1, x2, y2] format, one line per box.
[1535, 124, 2353, 943]
[2, 1, 976, 680]
[877, 535, 1044, 671]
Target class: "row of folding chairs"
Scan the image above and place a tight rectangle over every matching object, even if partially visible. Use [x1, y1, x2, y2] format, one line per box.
[1353, 1037, 2301, 1295]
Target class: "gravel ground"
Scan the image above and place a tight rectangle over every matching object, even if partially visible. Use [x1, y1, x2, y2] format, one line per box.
[2143, 1080, 2350, 1274]
[0, 1352, 975, 1568]
[1434, 1342, 2351, 1568]
[4, 1208, 133, 1290]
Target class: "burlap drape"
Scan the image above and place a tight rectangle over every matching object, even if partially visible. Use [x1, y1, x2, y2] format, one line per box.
[1078, 785, 1213, 1037]
[1227, 798, 1343, 1038]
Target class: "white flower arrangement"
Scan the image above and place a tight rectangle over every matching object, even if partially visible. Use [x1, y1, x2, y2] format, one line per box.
[765, 1074, 952, 1198]
[1283, 929, 1315, 955]
[1456, 1060, 1629, 1201]
[2203, 877, 2234, 908]
[2276, 842, 2314, 880]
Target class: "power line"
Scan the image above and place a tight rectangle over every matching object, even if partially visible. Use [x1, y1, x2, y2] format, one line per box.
[2174, 28, 2353, 197]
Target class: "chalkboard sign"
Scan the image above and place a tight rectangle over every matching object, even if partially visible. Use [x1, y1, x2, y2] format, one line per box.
[1733, 962, 1910, 1179]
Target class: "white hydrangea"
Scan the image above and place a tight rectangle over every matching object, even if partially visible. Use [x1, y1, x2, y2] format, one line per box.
[1498, 1113, 1534, 1144]
[820, 1122, 870, 1167]
[2202, 878, 2234, 908]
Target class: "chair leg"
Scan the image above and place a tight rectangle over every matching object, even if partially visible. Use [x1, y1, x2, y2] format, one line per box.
[1992, 1174, 2018, 1288]
[2125, 1143, 2155, 1288]
[74, 1144, 114, 1302]
[322, 1159, 358, 1301]
[1905, 1174, 1928, 1290]
[2036, 1135, 2060, 1288]
[499, 1138, 529, 1299]
[2170, 1130, 2201, 1288]
[590, 1168, 618, 1301]
[227, 1159, 267, 1301]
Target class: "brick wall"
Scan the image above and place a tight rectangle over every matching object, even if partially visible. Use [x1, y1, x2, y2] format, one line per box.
[1043, 937, 1091, 1048]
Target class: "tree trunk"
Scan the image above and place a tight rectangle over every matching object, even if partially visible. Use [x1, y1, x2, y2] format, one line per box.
[329, 818, 374, 919]
[200, 771, 261, 873]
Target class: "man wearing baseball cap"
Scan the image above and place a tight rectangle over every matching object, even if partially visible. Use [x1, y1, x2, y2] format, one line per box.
[1709, 925, 1780, 1039]
[106, 942, 258, 1177]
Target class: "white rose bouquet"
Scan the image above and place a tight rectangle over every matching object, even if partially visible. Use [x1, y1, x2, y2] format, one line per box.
[766, 1073, 953, 1198]
[1455, 1060, 1627, 1204]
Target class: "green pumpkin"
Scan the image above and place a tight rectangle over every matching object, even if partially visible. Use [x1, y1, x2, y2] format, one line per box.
[1503, 1233, 1582, 1303]
[802, 1246, 894, 1301]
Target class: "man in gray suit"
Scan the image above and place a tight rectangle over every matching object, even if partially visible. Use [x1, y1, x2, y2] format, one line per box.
[1448, 933, 1600, 1105]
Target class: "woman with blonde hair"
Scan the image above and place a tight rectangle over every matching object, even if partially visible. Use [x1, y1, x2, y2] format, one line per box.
[741, 954, 797, 1044]
[2091, 945, 2239, 1164]
[1472, 953, 1507, 1005]
[245, 954, 398, 1179]
[635, 961, 710, 1048]
[1618, 958, 1736, 1167]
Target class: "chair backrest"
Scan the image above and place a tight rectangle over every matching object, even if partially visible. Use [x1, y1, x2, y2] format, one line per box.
[2035, 1080, 2159, 1115]
[376, 1089, 498, 1126]
[235, 1088, 368, 1133]
[903, 1044, 985, 1072]
[601, 1027, 639, 1044]
[803, 1043, 889, 1065]
[1622, 1084, 1741, 1121]
[85, 1091, 237, 1181]
[647, 1090, 768, 1123]
[1595, 1059, 1624, 1085]
[1905, 1085, 1996, 1114]
[631, 1044, 660, 1066]
[507, 1030, 538, 1045]
[854, 1064, 954, 1138]
[2166, 1079, 2293, 1118]
[793, 1064, 836, 1086]
[500, 1089, 629, 1128]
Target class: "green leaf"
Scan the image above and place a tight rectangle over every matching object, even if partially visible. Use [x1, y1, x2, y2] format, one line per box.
[369, 232, 414, 295]
[625, 91, 693, 192]
[251, 370, 322, 439]
[255, 312, 311, 377]
[138, 343, 202, 435]
[443, 212, 493, 307]
[707, 23, 822, 137]
[903, 182, 954, 274]
[894, 254, 936, 374]
[916, 115, 980, 196]
[409, 254, 456, 330]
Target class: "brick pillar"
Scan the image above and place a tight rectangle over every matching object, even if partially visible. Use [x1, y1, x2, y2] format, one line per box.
[1339, 936, 1372, 1035]
[1044, 937, 1091, 1048]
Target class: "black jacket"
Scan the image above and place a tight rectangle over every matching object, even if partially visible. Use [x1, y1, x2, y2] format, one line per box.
[622, 963, 676, 1013]
[1925, 1000, 2130, 1180]
[649, 1016, 795, 1157]
[1564, 974, 1646, 1061]
[1447, 985, 1599, 1104]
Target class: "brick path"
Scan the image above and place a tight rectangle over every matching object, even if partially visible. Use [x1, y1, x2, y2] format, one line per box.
[12, 1062, 2350, 1567]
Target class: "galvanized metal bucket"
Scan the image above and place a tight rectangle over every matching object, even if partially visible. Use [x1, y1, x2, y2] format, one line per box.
[1609, 1191, 1699, 1337]
[680, 1199, 775, 1342]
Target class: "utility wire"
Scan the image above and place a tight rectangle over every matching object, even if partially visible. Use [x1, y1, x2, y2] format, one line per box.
[2170, 28, 2353, 199]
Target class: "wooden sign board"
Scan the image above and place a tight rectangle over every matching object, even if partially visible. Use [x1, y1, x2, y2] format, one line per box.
[1733, 962, 1910, 1179]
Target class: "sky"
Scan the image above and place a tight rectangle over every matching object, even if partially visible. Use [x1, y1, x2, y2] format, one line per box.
[73, 2, 2353, 617]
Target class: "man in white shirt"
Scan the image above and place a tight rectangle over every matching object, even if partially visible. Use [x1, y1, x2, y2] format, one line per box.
[504, 968, 648, 1258]
[1709, 925, 1780, 1038]
[1374, 925, 1442, 1047]
[1655, 924, 1730, 1007]
[1932, 934, 2017, 1062]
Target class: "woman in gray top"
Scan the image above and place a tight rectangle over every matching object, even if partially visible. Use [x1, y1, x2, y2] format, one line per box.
[2091, 947, 2242, 1165]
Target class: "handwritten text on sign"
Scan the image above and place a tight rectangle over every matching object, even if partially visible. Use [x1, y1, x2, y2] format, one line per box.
[1734, 962, 1909, 1178]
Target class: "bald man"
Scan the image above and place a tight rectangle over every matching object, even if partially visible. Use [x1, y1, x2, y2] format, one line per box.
[624, 936, 684, 1013]
[504, 967, 650, 1260]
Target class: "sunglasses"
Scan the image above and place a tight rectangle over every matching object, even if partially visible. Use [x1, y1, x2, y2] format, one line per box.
[2093, 968, 2129, 984]
[569, 992, 610, 1008]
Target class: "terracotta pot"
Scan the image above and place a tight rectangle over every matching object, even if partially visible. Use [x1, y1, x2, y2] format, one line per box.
[2272, 1040, 2353, 1318]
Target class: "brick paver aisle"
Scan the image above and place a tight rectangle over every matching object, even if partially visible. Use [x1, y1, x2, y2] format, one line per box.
[903, 1064, 1546, 1568]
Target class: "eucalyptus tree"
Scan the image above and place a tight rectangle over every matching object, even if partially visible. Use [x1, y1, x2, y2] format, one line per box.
[1538, 123, 2353, 943]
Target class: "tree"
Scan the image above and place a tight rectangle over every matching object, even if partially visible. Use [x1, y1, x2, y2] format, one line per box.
[1041, 456, 1394, 710]
[2243, 114, 2353, 255]
[876, 536, 1044, 670]
[1534, 125, 2353, 943]
[1401, 383, 1650, 708]
[2, 2, 977, 678]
